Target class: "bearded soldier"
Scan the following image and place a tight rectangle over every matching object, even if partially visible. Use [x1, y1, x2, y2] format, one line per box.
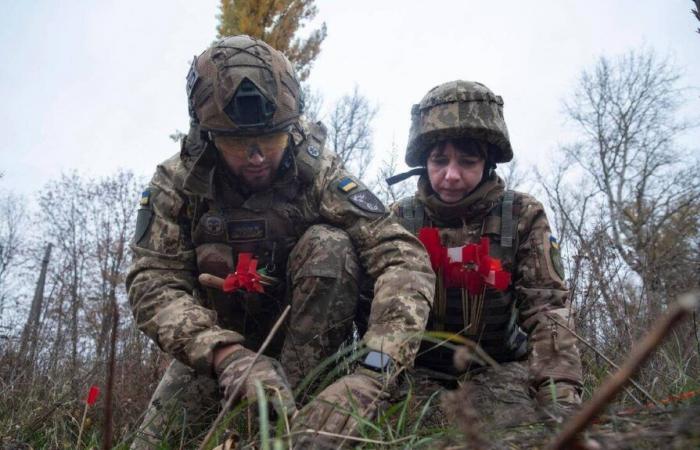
[389, 80, 583, 425]
[126, 35, 434, 448]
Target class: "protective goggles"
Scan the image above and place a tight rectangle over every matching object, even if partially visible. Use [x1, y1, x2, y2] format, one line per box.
[213, 132, 289, 158]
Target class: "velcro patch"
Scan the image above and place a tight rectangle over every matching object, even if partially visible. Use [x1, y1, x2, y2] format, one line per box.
[185, 56, 199, 97]
[227, 219, 266, 242]
[139, 189, 151, 206]
[338, 177, 358, 193]
[133, 200, 153, 245]
[348, 190, 386, 214]
[549, 236, 565, 280]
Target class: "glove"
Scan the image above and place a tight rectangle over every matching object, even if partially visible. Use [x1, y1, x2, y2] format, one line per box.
[291, 368, 390, 449]
[216, 347, 297, 418]
[535, 380, 581, 422]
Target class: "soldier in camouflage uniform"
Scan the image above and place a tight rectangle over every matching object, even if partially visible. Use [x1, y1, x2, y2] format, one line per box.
[126, 35, 434, 448]
[389, 80, 583, 426]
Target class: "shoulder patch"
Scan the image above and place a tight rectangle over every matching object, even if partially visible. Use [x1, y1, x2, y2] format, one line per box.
[337, 177, 358, 193]
[185, 56, 199, 97]
[348, 190, 386, 214]
[133, 188, 154, 245]
[549, 235, 565, 280]
[139, 189, 151, 206]
[306, 144, 320, 158]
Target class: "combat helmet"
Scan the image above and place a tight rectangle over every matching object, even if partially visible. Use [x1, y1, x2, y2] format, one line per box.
[405, 80, 513, 167]
[186, 35, 303, 137]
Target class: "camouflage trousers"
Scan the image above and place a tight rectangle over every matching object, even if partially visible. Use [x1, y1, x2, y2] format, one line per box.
[130, 224, 361, 449]
[407, 361, 537, 430]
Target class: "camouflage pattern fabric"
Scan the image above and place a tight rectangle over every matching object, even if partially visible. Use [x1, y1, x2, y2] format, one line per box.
[406, 80, 513, 167]
[130, 360, 220, 450]
[215, 346, 296, 418]
[407, 362, 536, 429]
[130, 223, 357, 448]
[126, 119, 435, 445]
[127, 120, 434, 375]
[188, 35, 302, 136]
[281, 224, 360, 387]
[291, 368, 389, 449]
[392, 174, 583, 408]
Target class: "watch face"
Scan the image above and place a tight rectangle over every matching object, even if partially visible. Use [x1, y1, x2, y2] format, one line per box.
[364, 351, 392, 371]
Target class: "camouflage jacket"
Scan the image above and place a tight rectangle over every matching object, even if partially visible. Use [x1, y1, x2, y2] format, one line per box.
[392, 174, 583, 390]
[126, 122, 435, 376]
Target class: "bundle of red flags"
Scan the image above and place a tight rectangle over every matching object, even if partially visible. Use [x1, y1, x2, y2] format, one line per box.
[222, 252, 264, 293]
[418, 227, 511, 295]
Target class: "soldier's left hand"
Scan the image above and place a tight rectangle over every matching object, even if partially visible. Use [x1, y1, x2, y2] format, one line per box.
[291, 368, 391, 449]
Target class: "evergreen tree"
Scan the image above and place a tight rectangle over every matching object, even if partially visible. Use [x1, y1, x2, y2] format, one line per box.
[217, 0, 327, 81]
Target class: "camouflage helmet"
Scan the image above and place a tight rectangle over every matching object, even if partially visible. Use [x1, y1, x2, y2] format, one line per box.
[186, 35, 303, 136]
[405, 80, 513, 167]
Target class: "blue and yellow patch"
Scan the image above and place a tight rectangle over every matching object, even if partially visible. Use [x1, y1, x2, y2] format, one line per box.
[549, 235, 564, 279]
[338, 177, 358, 193]
[139, 189, 151, 207]
[549, 235, 560, 250]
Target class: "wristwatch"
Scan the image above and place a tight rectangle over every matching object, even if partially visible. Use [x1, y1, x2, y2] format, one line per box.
[360, 350, 395, 374]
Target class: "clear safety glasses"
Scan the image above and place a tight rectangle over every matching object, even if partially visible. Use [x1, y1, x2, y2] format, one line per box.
[214, 132, 289, 158]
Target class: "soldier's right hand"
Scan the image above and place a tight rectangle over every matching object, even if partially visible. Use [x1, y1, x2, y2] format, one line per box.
[535, 380, 581, 422]
[215, 346, 297, 418]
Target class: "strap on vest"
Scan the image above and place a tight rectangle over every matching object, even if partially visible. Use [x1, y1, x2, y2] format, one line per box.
[397, 197, 424, 234]
[500, 190, 515, 248]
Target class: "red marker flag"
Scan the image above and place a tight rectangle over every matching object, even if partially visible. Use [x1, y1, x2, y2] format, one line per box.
[86, 385, 100, 406]
[222, 252, 264, 293]
[418, 228, 511, 295]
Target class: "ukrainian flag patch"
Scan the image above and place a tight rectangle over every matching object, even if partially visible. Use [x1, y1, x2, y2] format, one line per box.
[140, 189, 151, 206]
[338, 177, 358, 193]
[549, 235, 560, 249]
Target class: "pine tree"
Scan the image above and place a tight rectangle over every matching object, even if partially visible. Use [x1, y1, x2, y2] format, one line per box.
[217, 0, 327, 81]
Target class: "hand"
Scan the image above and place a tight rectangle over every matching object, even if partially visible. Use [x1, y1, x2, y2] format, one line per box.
[291, 368, 390, 449]
[535, 381, 581, 422]
[216, 346, 297, 418]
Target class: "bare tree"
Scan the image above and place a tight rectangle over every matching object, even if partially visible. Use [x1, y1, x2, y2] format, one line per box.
[38, 173, 92, 373]
[327, 86, 378, 181]
[85, 170, 141, 359]
[499, 157, 528, 191]
[0, 191, 27, 320]
[301, 84, 324, 125]
[539, 49, 700, 395]
[372, 139, 414, 205]
[562, 49, 699, 314]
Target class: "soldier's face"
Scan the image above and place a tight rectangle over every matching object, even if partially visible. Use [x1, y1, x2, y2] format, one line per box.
[214, 132, 289, 190]
[426, 142, 485, 203]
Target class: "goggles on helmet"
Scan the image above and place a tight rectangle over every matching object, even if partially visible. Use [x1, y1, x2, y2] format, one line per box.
[213, 132, 289, 159]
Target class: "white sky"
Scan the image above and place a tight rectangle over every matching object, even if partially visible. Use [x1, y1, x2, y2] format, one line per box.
[1, 0, 698, 197]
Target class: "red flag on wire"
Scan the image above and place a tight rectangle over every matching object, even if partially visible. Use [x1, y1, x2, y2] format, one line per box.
[222, 252, 264, 294]
[418, 228, 511, 295]
[86, 385, 100, 406]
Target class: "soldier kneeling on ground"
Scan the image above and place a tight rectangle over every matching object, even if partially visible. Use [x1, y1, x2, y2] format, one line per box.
[127, 35, 434, 449]
[389, 80, 583, 427]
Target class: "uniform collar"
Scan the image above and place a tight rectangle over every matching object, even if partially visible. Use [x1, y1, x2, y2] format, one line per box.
[418, 173, 505, 224]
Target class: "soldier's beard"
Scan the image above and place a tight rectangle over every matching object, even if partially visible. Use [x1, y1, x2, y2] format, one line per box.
[236, 165, 276, 191]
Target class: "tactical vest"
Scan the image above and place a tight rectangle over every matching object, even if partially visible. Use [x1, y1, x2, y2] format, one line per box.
[396, 191, 528, 373]
[183, 122, 327, 349]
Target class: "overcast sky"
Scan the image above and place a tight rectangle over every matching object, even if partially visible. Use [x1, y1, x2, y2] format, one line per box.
[1, 0, 698, 198]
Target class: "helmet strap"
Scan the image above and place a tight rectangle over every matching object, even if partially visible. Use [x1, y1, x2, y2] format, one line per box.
[386, 167, 426, 186]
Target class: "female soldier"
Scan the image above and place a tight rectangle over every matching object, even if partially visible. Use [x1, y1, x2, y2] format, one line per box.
[390, 80, 583, 425]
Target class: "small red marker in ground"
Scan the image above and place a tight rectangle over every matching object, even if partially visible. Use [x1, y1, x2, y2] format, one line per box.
[86, 385, 100, 406]
[78, 385, 101, 448]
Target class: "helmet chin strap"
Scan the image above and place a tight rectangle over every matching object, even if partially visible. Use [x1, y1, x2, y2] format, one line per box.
[386, 167, 426, 186]
[386, 158, 496, 188]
